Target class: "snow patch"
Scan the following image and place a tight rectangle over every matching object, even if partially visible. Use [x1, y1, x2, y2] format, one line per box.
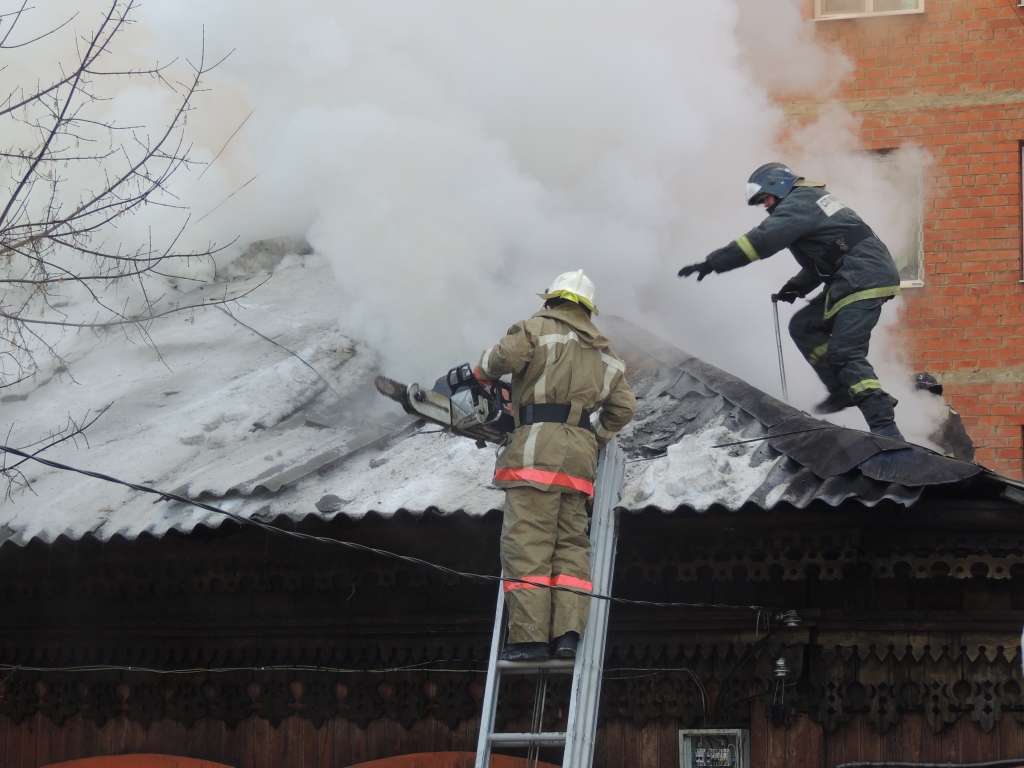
[243, 428, 504, 521]
[624, 424, 774, 512]
[0, 258, 406, 543]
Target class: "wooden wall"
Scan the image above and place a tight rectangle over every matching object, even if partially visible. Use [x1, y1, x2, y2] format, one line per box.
[4, 710, 1024, 768]
[822, 711, 1024, 767]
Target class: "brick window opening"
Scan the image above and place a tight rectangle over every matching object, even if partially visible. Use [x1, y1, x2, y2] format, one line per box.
[873, 148, 926, 287]
[860, 148, 926, 287]
[815, 0, 924, 20]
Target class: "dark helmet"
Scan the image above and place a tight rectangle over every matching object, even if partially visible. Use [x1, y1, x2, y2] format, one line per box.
[915, 372, 943, 396]
[746, 163, 801, 206]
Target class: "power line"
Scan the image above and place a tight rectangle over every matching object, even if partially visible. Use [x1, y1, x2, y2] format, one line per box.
[0, 662, 721, 677]
[712, 426, 832, 449]
[0, 444, 786, 615]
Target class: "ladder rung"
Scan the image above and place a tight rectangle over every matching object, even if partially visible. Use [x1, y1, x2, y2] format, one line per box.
[488, 732, 567, 746]
[496, 659, 575, 674]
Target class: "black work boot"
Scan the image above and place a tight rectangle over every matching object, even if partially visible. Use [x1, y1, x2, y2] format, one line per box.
[501, 642, 550, 662]
[871, 423, 904, 439]
[814, 390, 854, 414]
[551, 631, 579, 660]
[858, 391, 905, 441]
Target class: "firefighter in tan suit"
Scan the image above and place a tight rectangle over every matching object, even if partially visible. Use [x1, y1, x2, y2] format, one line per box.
[477, 270, 637, 661]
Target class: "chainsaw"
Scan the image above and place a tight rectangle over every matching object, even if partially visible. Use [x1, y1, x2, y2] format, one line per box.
[375, 363, 515, 447]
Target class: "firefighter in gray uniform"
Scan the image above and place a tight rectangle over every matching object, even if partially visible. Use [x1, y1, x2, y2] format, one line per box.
[679, 163, 904, 439]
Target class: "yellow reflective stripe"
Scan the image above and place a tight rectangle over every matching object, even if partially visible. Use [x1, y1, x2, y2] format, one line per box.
[849, 379, 881, 397]
[522, 423, 542, 468]
[736, 235, 759, 262]
[807, 343, 829, 366]
[479, 345, 497, 378]
[538, 332, 580, 346]
[793, 180, 826, 188]
[823, 285, 901, 319]
[597, 352, 624, 401]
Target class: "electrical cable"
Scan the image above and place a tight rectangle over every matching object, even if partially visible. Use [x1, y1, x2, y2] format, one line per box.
[1008, 0, 1024, 28]
[708, 626, 780, 723]
[0, 444, 783, 614]
[627, 426, 834, 459]
[0, 662, 455, 676]
[625, 454, 665, 465]
[0, 662, 718, 681]
[712, 426, 832, 449]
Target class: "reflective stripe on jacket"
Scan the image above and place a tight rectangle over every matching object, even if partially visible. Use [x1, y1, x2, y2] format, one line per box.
[478, 302, 637, 496]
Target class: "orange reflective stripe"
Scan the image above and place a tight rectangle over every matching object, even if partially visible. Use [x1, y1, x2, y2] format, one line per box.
[493, 468, 595, 497]
[503, 575, 553, 593]
[503, 575, 592, 593]
[552, 574, 592, 592]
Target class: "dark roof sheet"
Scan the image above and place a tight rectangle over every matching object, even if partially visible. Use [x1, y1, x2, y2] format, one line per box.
[604, 315, 991, 511]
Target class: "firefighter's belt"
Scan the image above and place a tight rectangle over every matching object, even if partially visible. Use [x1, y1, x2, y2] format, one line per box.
[519, 404, 593, 431]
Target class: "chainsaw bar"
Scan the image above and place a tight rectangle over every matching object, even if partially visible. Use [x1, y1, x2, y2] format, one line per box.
[375, 375, 452, 428]
[374, 375, 412, 410]
[375, 374, 508, 445]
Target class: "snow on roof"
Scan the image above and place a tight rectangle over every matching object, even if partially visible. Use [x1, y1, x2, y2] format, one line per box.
[0, 244, 1004, 548]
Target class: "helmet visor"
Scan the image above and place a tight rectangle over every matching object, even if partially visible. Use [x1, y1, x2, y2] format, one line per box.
[746, 182, 766, 205]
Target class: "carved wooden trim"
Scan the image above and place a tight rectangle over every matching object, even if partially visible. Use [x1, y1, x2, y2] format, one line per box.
[2, 641, 1021, 736]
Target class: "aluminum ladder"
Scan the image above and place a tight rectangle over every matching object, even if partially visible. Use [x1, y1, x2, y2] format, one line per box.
[474, 439, 625, 768]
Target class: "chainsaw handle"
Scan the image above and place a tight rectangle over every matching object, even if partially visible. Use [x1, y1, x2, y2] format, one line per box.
[473, 365, 493, 385]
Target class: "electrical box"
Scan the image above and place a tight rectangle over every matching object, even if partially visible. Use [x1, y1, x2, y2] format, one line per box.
[679, 728, 749, 768]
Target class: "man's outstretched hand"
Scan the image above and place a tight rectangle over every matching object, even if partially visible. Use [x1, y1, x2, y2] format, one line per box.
[678, 261, 713, 281]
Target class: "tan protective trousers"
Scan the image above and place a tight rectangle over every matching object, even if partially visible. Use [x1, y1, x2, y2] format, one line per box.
[500, 486, 592, 644]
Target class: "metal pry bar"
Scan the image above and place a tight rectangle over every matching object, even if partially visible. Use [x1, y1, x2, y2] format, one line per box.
[770, 296, 789, 402]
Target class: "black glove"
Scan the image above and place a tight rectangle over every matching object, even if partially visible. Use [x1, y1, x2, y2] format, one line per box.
[772, 281, 805, 304]
[678, 261, 714, 281]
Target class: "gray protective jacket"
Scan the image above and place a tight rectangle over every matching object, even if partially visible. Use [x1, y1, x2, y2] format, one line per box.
[709, 184, 902, 318]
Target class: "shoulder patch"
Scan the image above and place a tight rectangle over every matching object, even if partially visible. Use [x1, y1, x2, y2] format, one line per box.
[816, 194, 846, 217]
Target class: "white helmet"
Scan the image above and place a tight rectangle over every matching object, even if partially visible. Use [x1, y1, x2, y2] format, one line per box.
[539, 269, 597, 314]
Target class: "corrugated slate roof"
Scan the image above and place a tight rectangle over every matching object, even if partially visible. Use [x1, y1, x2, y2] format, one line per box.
[0, 260, 1016, 548]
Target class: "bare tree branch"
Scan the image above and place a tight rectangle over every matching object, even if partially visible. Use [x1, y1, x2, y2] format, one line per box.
[1, 1, 239, 495]
[1, 278, 266, 328]
[1, 403, 112, 500]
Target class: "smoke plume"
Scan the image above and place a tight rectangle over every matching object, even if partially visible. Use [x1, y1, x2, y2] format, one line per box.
[9, 0, 940, 445]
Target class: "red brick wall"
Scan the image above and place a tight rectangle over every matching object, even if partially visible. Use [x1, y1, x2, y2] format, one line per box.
[793, 0, 1024, 476]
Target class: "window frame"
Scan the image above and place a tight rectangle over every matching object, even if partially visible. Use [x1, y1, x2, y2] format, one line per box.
[900, 153, 925, 289]
[814, 0, 925, 21]
[866, 147, 926, 289]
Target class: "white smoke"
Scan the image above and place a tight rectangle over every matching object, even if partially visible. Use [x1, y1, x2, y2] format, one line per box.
[7, 0, 942, 443]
